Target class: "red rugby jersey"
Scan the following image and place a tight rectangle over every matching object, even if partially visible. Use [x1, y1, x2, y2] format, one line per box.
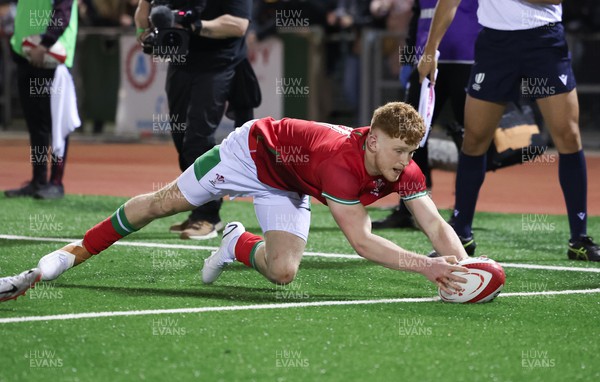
[248, 117, 427, 205]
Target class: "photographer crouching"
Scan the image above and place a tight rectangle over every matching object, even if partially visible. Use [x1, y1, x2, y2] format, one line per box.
[135, 0, 253, 240]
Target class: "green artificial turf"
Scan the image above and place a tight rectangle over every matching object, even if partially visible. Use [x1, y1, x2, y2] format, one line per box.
[0, 195, 599, 382]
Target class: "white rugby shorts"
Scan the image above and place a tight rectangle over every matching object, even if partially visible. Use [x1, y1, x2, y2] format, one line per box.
[176, 120, 311, 241]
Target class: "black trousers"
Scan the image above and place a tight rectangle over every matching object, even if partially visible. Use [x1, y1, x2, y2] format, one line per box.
[165, 63, 235, 223]
[14, 52, 68, 186]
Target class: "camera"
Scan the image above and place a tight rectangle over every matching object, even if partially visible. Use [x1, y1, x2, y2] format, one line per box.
[142, 1, 201, 60]
[142, 28, 190, 60]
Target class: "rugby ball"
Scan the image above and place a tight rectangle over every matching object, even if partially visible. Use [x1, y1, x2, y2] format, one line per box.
[439, 257, 506, 303]
[22, 35, 67, 68]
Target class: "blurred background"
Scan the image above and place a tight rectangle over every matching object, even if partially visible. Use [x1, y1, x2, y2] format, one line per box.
[0, 0, 598, 147]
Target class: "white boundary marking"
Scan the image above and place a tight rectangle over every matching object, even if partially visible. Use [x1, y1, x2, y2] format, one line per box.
[1, 234, 599, 325]
[2, 234, 600, 273]
[1, 288, 599, 324]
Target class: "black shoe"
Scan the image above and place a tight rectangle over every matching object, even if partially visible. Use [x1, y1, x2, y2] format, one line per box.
[34, 184, 64, 200]
[568, 236, 600, 262]
[448, 213, 457, 227]
[372, 210, 416, 229]
[428, 235, 477, 258]
[4, 181, 41, 198]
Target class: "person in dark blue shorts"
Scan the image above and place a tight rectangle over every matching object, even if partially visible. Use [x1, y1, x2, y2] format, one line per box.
[419, 0, 599, 261]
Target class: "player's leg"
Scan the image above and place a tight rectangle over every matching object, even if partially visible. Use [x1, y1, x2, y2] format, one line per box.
[0, 179, 199, 302]
[202, 193, 310, 285]
[461, 96, 505, 155]
[451, 95, 505, 246]
[534, 89, 580, 154]
[522, 22, 598, 260]
[535, 90, 599, 260]
[249, 231, 306, 285]
[35, 135, 246, 282]
[37, 180, 197, 281]
[1, 121, 260, 302]
[450, 26, 521, 252]
[249, 194, 310, 284]
[201, 223, 306, 285]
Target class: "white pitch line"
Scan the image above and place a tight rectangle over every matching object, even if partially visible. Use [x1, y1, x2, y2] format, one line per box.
[2, 234, 600, 273]
[1, 288, 599, 325]
[500, 263, 600, 273]
[0, 234, 218, 252]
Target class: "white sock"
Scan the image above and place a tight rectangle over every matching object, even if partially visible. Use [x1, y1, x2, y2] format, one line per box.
[37, 249, 76, 281]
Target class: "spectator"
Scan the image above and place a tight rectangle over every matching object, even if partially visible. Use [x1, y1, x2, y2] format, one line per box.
[4, 0, 79, 199]
[326, 0, 385, 113]
[79, 0, 133, 27]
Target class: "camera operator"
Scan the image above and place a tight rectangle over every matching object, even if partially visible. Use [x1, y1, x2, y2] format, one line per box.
[135, 0, 252, 240]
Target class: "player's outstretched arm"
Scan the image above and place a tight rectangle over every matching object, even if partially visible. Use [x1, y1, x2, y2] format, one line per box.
[405, 195, 468, 261]
[327, 200, 468, 293]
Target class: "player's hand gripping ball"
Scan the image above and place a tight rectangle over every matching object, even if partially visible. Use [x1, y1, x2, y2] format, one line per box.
[439, 257, 506, 303]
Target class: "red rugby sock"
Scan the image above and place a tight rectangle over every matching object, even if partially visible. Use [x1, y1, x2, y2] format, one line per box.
[83, 205, 137, 255]
[234, 232, 264, 268]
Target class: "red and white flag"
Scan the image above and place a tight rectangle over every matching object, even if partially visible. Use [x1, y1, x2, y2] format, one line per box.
[418, 50, 440, 147]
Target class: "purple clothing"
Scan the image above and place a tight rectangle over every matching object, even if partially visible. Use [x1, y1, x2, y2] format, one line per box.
[416, 0, 481, 62]
[40, 0, 74, 49]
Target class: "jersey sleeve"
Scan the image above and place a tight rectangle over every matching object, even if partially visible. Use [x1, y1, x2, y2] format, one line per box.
[225, 0, 252, 19]
[318, 161, 362, 205]
[397, 161, 428, 201]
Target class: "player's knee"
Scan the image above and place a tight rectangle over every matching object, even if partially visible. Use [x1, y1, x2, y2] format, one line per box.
[462, 133, 492, 156]
[461, 142, 488, 156]
[553, 126, 581, 153]
[268, 265, 298, 285]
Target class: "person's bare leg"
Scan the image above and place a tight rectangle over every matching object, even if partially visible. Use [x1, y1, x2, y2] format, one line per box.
[252, 231, 306, 285]
[461, 96, 506, 156]
[38, 181, 196, 279]
[535, 89, 581, 153]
